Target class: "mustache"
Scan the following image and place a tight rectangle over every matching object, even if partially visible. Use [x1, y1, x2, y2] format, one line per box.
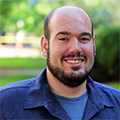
[61, 53, 87, 60]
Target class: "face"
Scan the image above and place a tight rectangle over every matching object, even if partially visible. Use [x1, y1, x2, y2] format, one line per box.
[42, 9, 95, 87]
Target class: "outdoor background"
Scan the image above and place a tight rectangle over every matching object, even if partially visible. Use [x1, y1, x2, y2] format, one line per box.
[0, 0, 119, 90]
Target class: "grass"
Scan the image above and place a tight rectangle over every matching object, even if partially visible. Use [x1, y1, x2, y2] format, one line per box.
[0, 57, 46, 86]
[103, 82, 120, 90]
[0, 74, 36, 87]
[0, 57, 46, 69]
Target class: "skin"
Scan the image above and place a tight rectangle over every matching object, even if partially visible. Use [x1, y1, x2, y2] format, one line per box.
[41, 6, 96, 98]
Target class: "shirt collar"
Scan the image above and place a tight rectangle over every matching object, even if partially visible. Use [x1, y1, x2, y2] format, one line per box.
[87, 76, 114, 108]
[24, 68, 55, 109]
[24, 69, 114, 109]
[83, 76, 114, 119]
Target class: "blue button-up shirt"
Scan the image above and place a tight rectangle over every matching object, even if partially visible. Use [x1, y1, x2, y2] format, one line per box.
[0, 68, 120, 119]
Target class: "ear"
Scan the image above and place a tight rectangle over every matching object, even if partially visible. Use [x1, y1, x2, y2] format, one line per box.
[40, 35, 48, 57]
[93, 35, 96, 55]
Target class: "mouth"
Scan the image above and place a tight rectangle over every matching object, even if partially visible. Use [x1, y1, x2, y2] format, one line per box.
[62, 54, 86, 64]
[64, 58, 84, 69]
[65, 59, 84, 64]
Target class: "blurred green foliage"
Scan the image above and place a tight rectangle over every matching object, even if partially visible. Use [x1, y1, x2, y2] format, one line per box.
[0, 0, 119, 36]
[96, 26, 119, 71]
[91, 26, 119, 82]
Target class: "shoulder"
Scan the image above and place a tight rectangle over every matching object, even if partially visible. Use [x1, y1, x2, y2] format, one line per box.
[94, 81, 120, 94]
[0, 78, 36, 111]
[88, 76, 120, 103]
[0, 69, 47, 97]
[88, 76, 120, 94]
[0, 78, 35, 118]
[93, 81, 120, 103]
[0, 78, 35, 97]
[0, 78, 35, 90]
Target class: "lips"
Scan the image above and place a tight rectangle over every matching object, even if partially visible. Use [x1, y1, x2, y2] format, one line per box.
[65, 59, 84, 64]
[62, 54, 86, 68]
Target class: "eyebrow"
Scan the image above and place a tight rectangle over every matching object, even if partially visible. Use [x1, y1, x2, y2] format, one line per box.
[56, 31, 72, 36]
[55, 31, 92, 38]
[80, 32, 92, 38]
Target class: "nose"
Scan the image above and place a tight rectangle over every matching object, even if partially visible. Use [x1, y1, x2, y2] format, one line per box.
[68, 38, 81, 53]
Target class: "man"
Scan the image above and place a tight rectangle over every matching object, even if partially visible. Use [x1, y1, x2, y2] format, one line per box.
[0, 6, 120, 120]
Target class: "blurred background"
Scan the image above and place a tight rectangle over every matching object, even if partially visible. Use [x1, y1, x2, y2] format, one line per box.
[0, 0, 119, 90]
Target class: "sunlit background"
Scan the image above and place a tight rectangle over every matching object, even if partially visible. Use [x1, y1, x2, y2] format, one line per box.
[0, 0, 119, 90]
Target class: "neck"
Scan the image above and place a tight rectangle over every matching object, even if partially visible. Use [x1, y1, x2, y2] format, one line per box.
[47, 68, 87, 98]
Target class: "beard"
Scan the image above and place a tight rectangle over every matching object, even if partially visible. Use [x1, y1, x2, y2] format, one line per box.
[47, 45, 94, 88]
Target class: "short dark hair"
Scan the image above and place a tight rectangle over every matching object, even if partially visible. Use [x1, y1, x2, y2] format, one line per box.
[44, 9, 93, 41]
[44, 10, 55, 40]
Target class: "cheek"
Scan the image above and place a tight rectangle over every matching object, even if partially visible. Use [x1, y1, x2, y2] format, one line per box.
[82, 44, 94, 57]
[49, 44, 67, 68]
[49, 43, 67, 59]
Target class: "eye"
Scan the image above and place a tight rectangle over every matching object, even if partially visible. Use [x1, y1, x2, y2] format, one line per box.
[79, 37, 90, 43]
[80, 38, 90, 41]
[59, 38, 69, 41]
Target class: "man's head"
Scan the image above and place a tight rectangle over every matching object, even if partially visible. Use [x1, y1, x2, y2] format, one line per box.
[41, 6, 96, 87]
[44, 6, 93, 41]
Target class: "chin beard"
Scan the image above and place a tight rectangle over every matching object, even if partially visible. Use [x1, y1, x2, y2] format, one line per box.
[47, 57, 92, 87]
[48, 65, 89, 87]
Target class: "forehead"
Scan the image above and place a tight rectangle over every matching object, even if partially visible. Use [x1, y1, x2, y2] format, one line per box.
[49, 7, 92, 36]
